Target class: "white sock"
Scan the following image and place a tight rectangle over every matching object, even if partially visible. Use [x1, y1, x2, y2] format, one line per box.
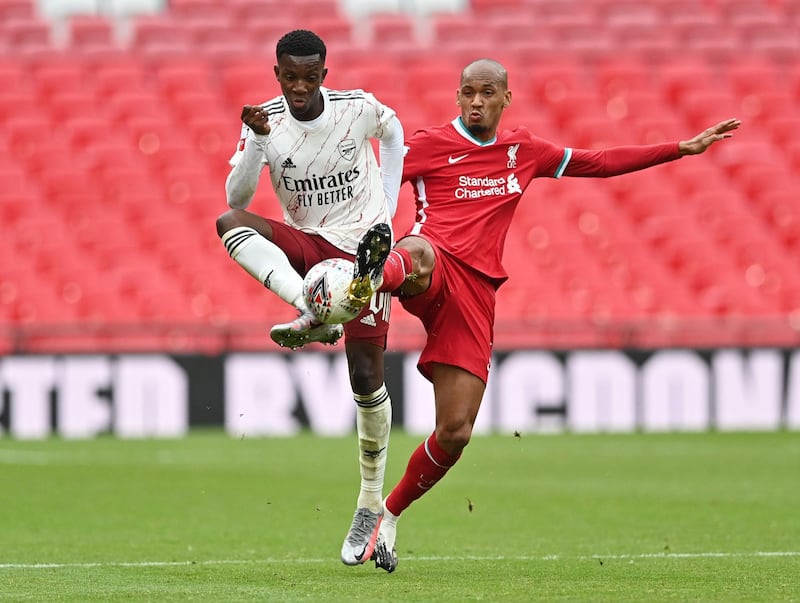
[221, 226, 304, 307]
[354, 384, 392, 513]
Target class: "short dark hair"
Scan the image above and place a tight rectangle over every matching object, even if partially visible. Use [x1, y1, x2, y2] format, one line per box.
[276, 30, 326, 63]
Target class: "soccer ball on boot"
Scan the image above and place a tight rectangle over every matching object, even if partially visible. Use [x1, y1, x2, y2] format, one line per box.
[303, 258, 363, 324]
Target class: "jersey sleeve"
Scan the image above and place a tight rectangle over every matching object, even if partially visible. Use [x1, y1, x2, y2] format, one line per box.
[563, 143, 682, 177]
[228, 122, 249, 167]
[526, 133, 575, 178]
[524, 132, 681, 179]
[401, 129, 435, 181]
[362, 91, 398, 140]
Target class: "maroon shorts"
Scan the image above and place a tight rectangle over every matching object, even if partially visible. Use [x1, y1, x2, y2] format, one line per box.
[268, 220, 390, 349]
[398, 240, 496, 383]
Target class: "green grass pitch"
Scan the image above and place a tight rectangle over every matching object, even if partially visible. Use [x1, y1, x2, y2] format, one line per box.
[1, 430, 798, 601]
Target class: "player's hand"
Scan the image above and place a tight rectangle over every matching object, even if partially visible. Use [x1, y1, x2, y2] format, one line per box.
[241, 104, 271, 136]
[679, 118, 741, 155]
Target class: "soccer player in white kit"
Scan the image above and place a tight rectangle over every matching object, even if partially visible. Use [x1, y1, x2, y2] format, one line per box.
[215, 30, 404, 566]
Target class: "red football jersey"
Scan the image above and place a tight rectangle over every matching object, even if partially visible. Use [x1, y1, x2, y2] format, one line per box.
[402, 117, 680, 283]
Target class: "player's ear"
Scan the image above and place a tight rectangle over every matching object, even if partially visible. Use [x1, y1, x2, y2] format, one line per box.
[273, 65, 280, 80]
[503, 90, 512, 107]
[321, 67, 328, 83]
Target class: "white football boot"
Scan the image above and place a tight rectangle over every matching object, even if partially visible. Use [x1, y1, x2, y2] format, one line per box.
[269, 308, 343, 350]
[341, 507, 383, 565]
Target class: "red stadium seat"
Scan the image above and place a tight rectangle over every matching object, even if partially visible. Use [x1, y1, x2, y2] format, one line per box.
[598, 0, 660, 25]
[470, 0, 528, 15]
[199, 37, 255, 62]
[303, 15, 354, 48]
[152, 59, 216, 99]
[550, 23, 616, 55]
[0, 163, 41, 223]
[523, 57, 588, 106]
[532, 0, 598, 26]
[679, 90, 741, 131]
[619, 187, 687, 226]
[563, 114, 629, 148]
[662, 1, 719, 28]
[740, 90, 795, 124]
[721, 0, 785, 27]
[0, 15, 52, 47]
[183, 17, 240, 47]
[108, 90, 167, 122]
[745, 24, 800, 57]
[66, 14, 115, 50]
[62, 113, 114, 150]
[330, 59, 406, 98]
[0, 58, 25, 92]
[657, 58, 724, 104]
[93, 59, 149, 96]
[612, 25, 680, 61]
[430, 12, 481, 45]
[544, 90, 608, 133]
[0, 88, 38, 122]
[243, 16, 298, 52]
[169, 0, 234, 23]
[680, 24, 742, 59]
[367, 12, 417, 48]
[0, 0, 35, 20]
[724, 56, 783, 95]
[31, 61, 93, 99]
[229, 0, 297, 24]
[295, 0, 343, 16]
[129, 15, 191, 51]
[592, 56, 653, 98]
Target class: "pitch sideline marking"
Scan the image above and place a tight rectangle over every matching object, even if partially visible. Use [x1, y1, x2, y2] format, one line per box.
[1, 551, 799, 570]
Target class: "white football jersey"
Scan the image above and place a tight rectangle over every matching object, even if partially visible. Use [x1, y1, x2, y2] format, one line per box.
[229, 87, 396, 254]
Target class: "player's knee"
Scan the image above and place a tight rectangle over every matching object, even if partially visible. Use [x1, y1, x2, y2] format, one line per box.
[412, 245, 435, 280]
[348, 356, 385, 394]
[435, 422, 473, 454]
[397, 237, 435, 281]
[215, 210, 237, 237]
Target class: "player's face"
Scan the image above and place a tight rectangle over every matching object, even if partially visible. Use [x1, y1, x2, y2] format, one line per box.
[274, 54, 327, 120]
[456, 70, 511, 141]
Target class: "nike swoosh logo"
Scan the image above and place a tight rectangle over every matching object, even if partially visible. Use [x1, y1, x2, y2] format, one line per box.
[448, 154, 469, 164]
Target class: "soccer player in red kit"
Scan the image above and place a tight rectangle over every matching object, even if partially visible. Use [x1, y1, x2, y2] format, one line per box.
[347, 58, 740, 572]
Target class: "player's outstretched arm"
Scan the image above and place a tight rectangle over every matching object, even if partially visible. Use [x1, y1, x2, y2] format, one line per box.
[679, 118, 741, 155]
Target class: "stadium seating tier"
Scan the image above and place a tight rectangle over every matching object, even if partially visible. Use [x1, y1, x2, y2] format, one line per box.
[1, 0, 799, 351]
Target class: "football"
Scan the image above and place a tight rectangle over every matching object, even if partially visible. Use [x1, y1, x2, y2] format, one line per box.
[303, 258, 363, 324]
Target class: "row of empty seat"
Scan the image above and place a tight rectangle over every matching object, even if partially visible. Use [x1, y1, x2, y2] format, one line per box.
[1, 0, 800, 352]
[2, 0, 800, 58]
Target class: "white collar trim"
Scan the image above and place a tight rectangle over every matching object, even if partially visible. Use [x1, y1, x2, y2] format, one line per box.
[452, 117, 497, 146]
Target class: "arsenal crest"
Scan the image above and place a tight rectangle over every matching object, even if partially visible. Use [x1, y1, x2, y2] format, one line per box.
[338, 139, 356, 160]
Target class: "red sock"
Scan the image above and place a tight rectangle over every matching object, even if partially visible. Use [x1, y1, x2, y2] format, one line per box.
[379, 248, 413, 292]
[385, 432, 461, 516]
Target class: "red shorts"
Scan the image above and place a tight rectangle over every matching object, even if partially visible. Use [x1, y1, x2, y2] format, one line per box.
[268, 220, 390, 348]
[398, 241, 496, 383]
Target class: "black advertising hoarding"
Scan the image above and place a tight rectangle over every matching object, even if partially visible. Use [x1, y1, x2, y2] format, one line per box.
[1, 348, 799, 439]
